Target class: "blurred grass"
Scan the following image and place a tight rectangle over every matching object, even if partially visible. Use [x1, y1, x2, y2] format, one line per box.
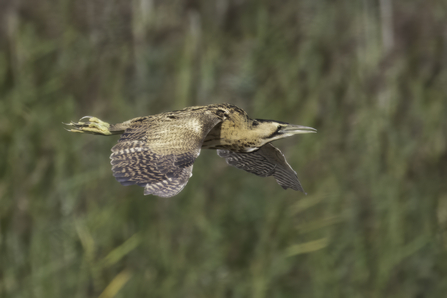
[1, 0, 447, 297]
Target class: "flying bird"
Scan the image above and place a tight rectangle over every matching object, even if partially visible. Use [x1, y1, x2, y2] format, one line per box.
[65, 103, 316, 197]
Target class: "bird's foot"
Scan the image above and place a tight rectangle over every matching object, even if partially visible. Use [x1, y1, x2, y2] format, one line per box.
[64, 116, 112, 136]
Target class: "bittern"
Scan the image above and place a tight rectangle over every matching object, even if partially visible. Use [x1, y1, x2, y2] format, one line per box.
[65, 103, 316, 197]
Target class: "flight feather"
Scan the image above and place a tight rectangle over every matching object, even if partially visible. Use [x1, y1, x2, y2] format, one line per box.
[217, 144, 305, 193]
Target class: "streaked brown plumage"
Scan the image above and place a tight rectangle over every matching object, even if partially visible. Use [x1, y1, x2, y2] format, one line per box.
[65, 103, 316, 197]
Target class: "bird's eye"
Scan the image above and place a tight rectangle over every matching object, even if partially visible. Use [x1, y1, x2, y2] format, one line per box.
[252, 121, 259, 127]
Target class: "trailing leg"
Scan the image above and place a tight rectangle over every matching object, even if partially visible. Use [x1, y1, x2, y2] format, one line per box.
[64, 116, 122, 136]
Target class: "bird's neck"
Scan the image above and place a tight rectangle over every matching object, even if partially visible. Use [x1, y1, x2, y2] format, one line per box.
[202, 121, 265, 152]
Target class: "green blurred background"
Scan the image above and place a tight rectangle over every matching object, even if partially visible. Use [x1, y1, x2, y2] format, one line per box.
[1, 0, 447, 297]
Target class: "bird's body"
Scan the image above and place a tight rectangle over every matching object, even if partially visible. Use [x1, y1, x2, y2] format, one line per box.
[65, 103, 316, 197]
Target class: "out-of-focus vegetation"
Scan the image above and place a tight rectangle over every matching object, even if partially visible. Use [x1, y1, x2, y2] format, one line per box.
[1, 0, 446, 297]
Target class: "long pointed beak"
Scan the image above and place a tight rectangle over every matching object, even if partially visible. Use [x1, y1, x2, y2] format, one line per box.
[279, 124, 317, 134]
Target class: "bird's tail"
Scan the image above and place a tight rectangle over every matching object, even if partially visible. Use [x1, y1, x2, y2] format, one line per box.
[64, 116, 123, 136]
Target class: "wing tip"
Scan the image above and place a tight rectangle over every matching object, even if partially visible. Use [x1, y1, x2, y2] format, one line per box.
[143, 183, 187, 198]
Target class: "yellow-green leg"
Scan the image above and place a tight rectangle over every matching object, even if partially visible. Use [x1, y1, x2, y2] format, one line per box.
[64, 116, 113, 136]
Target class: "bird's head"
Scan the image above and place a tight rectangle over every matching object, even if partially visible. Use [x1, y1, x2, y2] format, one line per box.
[251, 119, 317, 145]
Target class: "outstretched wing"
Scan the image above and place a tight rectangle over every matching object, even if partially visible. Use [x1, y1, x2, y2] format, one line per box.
[217, 143, 305, 193]
[111, 112, 221, 197]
